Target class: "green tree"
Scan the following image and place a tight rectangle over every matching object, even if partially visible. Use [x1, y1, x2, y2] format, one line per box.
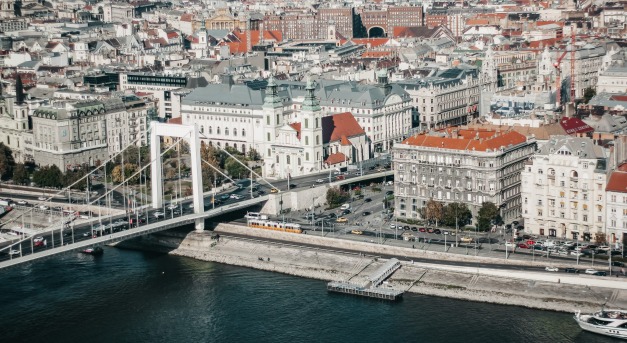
[224, 156, 248, 179]
[0, 143, 15, 180]
[247, 148, 260, 161]
[63, 169, 87, 190]
[583, 87, 596, 104]
[441, 202, 472, 228]
[12, 163, 29, 185]
[32, 165, 63, 188]
[477, 202, 499, 232]
[424, 199, 444, 227]
[326, 187, 350, 208]
[122, 145, 141, 166]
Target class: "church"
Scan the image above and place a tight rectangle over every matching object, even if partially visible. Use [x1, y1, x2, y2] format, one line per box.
[262, 76, 368, 179]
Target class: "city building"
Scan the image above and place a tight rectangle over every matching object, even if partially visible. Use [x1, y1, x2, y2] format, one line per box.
[605, 162, 627, 247]
[398, 68, 481, 131]
[0, 92, 31, 163]
[392, 128, 536, 223]
[521, 136, 608, 242]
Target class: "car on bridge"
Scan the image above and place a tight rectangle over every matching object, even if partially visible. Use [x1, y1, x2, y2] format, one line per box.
[8, 249, 20, 256]
[545, 266, 559, 272]
[351, 230, 363, 235]
[270, 188, 279, 193]
[153, 211, 165, 219]
[220, 194, 230, 200]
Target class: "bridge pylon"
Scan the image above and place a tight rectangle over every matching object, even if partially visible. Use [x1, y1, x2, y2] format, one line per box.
[150, 122, 205, 231]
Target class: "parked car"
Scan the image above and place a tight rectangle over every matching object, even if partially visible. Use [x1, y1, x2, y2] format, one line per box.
[570, 251, 584, 257]
[612, 261, 625, 267]
[584, 269, 598, 275]
[411, 227, 418, 232]
[564, 268, 579, 273]
[433, 229, 441, 235]
[593, 271, 607, 276]
[419, 227, 426, 233]
[16, 200, 28, 205]
[517, 243, 530, 249]
[545, 266, 559, 272]
[427, 228, 435, 233]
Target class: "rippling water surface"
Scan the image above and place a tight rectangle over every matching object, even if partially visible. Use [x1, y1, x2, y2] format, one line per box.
[0, 247, 620, 342]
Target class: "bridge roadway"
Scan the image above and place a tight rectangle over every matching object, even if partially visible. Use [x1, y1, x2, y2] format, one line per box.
[0, 196, 269, 270]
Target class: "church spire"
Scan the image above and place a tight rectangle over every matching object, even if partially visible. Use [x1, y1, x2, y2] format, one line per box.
[302, 75, 320, 112]
[263, 74, 282, 107]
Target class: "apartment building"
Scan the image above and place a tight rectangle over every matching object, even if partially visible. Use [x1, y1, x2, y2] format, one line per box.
[393, 128, 536, 223]
[398, 68, 481, 131]
[521, 136, 608, 242]
[605, 163, 627, 247]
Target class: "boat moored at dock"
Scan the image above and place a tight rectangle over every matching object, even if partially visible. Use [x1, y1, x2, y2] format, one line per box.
[574, 309, 627, 339]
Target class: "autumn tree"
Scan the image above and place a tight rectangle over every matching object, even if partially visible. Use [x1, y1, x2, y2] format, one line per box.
[326, 187, 350, 208]
[200, 143, 220, 190]
[424, 199, 444, 227]
[111, 163, 140, 184]
[224, 156, 249, 179]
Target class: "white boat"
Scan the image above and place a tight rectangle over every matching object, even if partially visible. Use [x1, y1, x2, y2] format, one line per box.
[574, 309, 627, 339]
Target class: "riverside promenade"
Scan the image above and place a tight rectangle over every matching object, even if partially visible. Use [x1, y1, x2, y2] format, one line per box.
[116, 224, 627, 313]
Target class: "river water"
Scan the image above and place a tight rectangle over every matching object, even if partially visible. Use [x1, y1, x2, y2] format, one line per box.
[0, 247, 619, 343]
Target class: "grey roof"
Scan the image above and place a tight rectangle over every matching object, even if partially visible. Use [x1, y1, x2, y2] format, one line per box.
[537, 136, 606, 159]
[182, 82, 290, 108]
[397, 68, 479, 90]
[17, 60, 40, 69]
[583, 113, 627, 133]
[280, 79, 411, 109]
[588, 92, 627, 107]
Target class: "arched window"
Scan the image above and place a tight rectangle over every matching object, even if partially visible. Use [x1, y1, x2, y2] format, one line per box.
[316, 135, 320, 145]
[225, 128, 229, 136]
[208, 126, 212, 134]
[233, 128, 237, 136]
[200, 125, 204, 133]
[217, 127, 221, 135]
[225, 142, 229, 148]
[242, 129, 246, 137]
[276, 155, 279, 163]
[287, 155, 291, 164]
[571, 170, 578, 178]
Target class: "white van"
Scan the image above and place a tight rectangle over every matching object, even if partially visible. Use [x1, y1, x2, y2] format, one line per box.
[340, 204, 351, 210]
[245, 212, 269, 220]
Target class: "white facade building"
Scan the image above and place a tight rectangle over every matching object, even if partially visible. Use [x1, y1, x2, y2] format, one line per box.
[521, 136, 609, 242]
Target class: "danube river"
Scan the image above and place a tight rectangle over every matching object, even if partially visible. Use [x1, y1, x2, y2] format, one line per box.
[0, 247, 619, 343]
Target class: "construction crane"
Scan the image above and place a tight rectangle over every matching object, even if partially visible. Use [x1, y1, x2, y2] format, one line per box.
[553, 27, 577, 110]
[553, 50, 568, 109]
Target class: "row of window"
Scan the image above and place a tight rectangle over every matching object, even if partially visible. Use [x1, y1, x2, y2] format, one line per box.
[199, 126, 246, 137]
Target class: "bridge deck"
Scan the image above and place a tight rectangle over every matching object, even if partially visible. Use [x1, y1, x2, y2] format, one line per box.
[0, 196, 268, 270]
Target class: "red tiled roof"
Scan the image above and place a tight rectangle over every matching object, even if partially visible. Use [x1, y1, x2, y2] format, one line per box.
[606, 170, 627, 193]
[559, 117, 594, 134]
[362, 51, 392, 58]
[322, 112, 365, 144]
[529, 38, 558, 48]
[467, 19, 490, 26]
[226, 29, 283, 54]
[289, 123, 301, 140]
[167, 117, 182, 124]
[167, 32, 179, 39]
[325, 152, 349, 165]
[402, 129, 528, 152]
[180, 13, 193, 22]
[350, 38, 389, 47]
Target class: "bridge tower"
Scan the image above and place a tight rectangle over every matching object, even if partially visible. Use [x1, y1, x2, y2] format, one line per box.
[150, 122, 205, 231]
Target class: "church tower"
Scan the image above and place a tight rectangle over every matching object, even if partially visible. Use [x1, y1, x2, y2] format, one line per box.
[481, 45, 498, 91]
[538, 46, 553, 77]
[300, 75, 323, 173]
[262, 74, 284, 178]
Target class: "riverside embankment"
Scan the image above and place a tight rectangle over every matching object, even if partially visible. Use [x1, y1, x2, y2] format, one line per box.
[115, 224, 627, 313]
